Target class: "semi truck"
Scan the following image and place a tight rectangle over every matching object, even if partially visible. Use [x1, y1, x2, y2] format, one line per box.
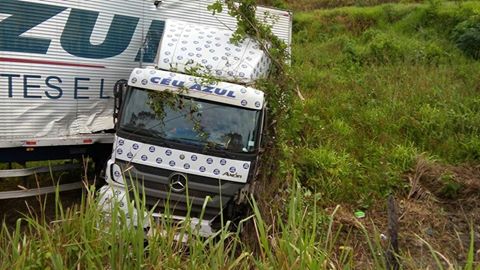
[0, 0, 292, 199]
[99, 19, 273, 236]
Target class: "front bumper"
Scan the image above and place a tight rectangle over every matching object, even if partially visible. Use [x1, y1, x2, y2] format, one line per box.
[97, 184, 216, 237]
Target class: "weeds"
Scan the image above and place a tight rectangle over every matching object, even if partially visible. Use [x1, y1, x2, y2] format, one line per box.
[0, 181, 368, 269]
[2, 1, 480, 269]
[2, 176, 477, 269]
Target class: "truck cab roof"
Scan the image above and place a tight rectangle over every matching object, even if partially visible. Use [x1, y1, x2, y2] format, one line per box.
[154, 19, 271, 85]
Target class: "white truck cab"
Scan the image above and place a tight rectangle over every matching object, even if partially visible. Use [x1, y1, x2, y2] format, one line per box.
[99, 20, 270, 235]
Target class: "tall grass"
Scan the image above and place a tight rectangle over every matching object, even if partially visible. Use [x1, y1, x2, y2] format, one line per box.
[0, 175, 386, 269]
[2, 1, 480, 269]
[1, 180, 477, 269]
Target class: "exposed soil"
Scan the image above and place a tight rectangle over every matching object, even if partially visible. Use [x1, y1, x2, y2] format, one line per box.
[330, 158, 480, 268]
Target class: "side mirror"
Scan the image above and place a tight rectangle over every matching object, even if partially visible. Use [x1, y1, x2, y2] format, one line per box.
[113, 79, 128, 126]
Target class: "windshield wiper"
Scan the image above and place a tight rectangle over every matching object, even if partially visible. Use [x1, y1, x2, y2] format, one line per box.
[167, 137, 201, 146]
[207, 142, 225, 150]
[120, 126, 174, 147]
[120, 125, 155, 137]
[204, 142, 235, 158]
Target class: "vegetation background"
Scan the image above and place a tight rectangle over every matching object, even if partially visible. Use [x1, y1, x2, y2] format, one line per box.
[1, 0, 480, 269]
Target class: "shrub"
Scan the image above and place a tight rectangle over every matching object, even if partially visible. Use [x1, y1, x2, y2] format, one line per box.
[452, 16, 480, 59]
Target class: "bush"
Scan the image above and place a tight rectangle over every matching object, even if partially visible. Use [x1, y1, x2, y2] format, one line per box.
[452, 16, 480, 59]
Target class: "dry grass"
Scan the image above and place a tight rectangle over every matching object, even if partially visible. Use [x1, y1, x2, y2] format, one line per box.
[324, 157, 480, 268]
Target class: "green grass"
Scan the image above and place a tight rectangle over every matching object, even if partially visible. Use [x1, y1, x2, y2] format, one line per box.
[1, 180, 477, 269]
[282, 0, 480, 206]
[0, 183, 377, 269]
[2, 1, 480, 268]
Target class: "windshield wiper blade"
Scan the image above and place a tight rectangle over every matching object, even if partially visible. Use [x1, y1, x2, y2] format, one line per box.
[207, 142, 226, 151]
[121, 125, 158, 137]
[204, 142, 236, 158]
[167, 137, 200, 146]
[120, 126, 175, 148]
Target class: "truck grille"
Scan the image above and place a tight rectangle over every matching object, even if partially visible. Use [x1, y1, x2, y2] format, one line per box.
[117, 160, 244, 220]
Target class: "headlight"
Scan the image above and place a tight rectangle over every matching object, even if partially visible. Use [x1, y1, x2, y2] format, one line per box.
[111, 163, 124, 184]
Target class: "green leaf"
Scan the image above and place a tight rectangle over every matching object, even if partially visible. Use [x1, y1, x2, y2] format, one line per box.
[207, 1, 223, 15]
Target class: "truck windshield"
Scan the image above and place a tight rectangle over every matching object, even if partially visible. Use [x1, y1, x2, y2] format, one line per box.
[119, 88, 261, 153]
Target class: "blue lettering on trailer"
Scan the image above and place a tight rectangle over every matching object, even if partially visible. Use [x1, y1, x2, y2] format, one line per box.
[135, 20, 166, 63]
[74, 78, 90, 99]
[23, 75, 42, 99]
[0, 0, 66, 54]
[99, 79, 110, 99]
[0, 74, 21, 97]
[45, 76, 63, 99]
[60, 9, 139, 59]
[0, 74, 111, 99]
[0, 0, 165, 62]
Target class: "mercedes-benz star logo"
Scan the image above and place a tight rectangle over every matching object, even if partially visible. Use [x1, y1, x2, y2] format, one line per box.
[168, 173, 187, 193]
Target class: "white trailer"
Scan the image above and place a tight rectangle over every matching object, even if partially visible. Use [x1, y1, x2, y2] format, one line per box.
[0, 0, 292, 198]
